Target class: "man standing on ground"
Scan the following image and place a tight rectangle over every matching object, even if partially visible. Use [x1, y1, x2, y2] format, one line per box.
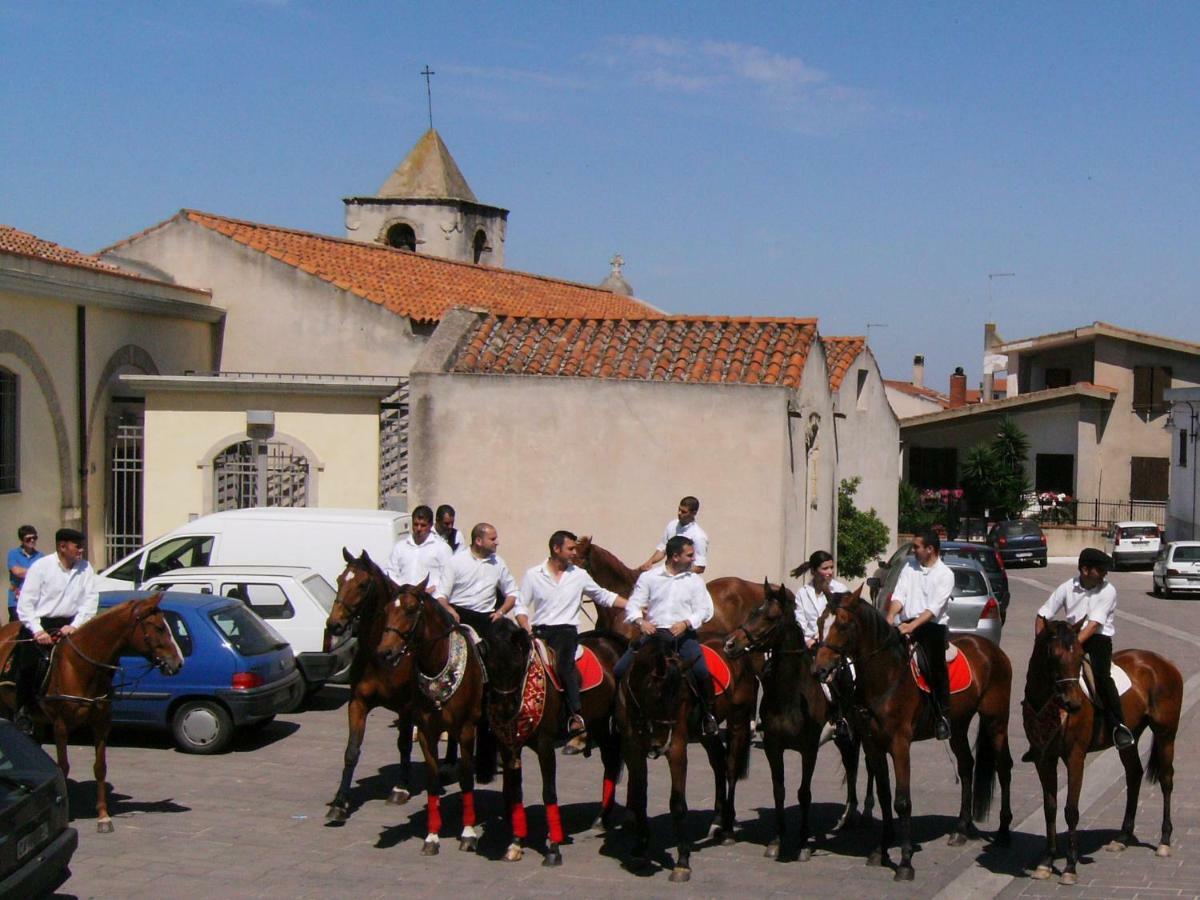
[435, 523, 518, 636]
[13, 527, 98, 733]
[515, 530, 628, 753]
[640, 496, 709, 575]
[7, 525, 42, 623]
[386, 505, 452, 593]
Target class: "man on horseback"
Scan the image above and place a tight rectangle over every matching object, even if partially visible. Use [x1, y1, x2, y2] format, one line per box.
[639, 496, 709, 575]
[387, 505, 453, 592]
[617, 535, 719, 736]
[514, 530, 628, 754]
[1034, 547, 1135, 751]
[12, 527, 98, 734]
[434, 522, 518, 636]
[886, 529, 952, 741]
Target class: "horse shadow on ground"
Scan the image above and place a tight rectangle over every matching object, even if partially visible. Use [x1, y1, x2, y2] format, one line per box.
[303, 685, 351, 712]
[64, 779, 190, 822]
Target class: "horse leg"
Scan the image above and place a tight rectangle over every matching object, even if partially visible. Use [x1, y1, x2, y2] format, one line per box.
[94, 718, 114, 833]
[864, 745, 893, 869]
[891, 741, 916, 881]
[795, 736, 819, 862]
[700, 734, 730, 845]
[667, 736, 692, 883]
[456, 722, 479, 852]
[763, 737, 787, 860]
[536, 732, 564, 866]
[947, 720, 975, 845]
[832, 733, 863, 832]
[389, 710, 413, 805]
[1150, 722, 1176, 857]
[1060, 747, 1087, 885]
[1030, 756, 1059, 879]
[415, 722, 444, 855]
[52, 716, 70, 780]
[624, 743, 651, 865]
[327, 695, 369, 822]
[501, 745, 527, 862]
[1106, 731, 1145, 852]
[590, 719, 622, 832]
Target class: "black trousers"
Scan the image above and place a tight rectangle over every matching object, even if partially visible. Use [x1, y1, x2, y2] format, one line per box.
[451, 605, 495, 640]
[911, 621, 950, 715]
[15, 616, 73, 709]
[1083, 633, 1127, 729]
[535, 624, 581, 716]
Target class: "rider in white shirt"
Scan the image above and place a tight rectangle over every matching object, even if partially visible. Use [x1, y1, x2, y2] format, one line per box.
[639, 495, 709, 575]
[434, 522, 518, 637]
[791, 549, 852, 739]
[386, 505, 453, 594]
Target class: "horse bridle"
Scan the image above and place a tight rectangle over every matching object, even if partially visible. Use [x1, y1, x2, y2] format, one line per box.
[49, 603, 177, 705]
[380, 593, 454, 658]
[623, 644, 685, 743]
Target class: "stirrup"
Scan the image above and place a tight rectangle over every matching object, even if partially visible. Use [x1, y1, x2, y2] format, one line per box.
[701, 712, 719, 737]
[935, 716, 951, 741]
[13, 707, 34, 736]
[1113, 724, 1135, 750]
[835, 718, 852, 741]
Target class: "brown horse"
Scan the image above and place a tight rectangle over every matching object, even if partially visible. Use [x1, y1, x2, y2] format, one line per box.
[812, 587, 1013, 881]
[616, 633, 758, 882]
[724, 580, 868, 860]
[325, 548, 419, 822]
[573, 536, 769, 641]
[0, 595, 183, 832]
[479, 617, 626, 865]
[1023, 620, 1181, 885]
[376, 580, 495, 855]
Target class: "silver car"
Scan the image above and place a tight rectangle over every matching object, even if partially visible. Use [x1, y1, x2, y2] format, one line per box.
[1152, 541, 1200, 597]
[872, 553, 1003, 644]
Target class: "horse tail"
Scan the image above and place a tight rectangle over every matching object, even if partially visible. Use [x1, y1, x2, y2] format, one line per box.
[972, 721, 998, 822]
[1146, 730, 1167, 785]
[474, 714, 498, 785]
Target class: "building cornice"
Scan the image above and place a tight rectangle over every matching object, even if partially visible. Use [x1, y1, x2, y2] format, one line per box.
[900, 383, 1118, 430]
[119, 373, 402, 397]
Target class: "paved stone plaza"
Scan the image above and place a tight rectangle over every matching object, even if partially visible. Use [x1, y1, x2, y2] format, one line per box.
[50, 564, 1200, 898]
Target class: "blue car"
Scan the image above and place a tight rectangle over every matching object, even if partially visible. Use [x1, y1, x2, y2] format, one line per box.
[99, 591, 305, 754]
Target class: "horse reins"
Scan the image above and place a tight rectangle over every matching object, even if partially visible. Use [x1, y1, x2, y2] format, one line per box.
[47, 604, 176, 705]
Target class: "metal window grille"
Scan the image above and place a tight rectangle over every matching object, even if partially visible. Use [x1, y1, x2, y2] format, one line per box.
[379, 381, 408, 508]
[0, 368, 17, 493]
[105, 420, 144, 563]
[214, 440, 309, 511]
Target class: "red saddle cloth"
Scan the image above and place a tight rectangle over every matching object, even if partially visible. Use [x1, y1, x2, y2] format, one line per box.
[542, 645, 606, 693]
[910, 648, 973, 695]
[701, 645, 731, 696]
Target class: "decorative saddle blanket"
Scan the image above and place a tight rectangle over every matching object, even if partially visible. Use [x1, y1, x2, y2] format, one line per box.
[417, 630, 469, 708]
[910, 643, 973, 695]
[489, 652, 548, 747]
[534, 640, 605, 693]
[701, 645, 731, 697]
[1079, 657, 1133, 702]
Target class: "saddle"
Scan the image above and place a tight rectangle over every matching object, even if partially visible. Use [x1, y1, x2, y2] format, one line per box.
[1079, 655, 1133, 709]
[909, 642, 973, 695]
[532, 640, 605, 693]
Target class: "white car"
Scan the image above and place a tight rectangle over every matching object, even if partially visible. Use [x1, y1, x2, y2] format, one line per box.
[1104, 520, 1162, 570]
[1152, 542, 1200, 598]
[141, 565, 353, 699]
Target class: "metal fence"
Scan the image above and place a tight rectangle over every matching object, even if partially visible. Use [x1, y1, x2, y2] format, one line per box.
[105, 421, 144, 564]
[1035, 498, 1167, 528]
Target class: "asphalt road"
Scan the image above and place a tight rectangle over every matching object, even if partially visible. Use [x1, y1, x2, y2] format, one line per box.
[49, 562, 1200, 898]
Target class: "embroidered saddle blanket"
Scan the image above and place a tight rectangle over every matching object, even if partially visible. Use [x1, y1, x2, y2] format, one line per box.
[534, 640, 606, 693]
[417, 630, 469, 707]
[910, 643, 973, 695]
[489, 652, 548, 747]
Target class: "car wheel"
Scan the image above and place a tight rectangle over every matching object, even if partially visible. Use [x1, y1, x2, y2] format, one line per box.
[172, 700, 235, 754]
[1163, 583, 1174, 599]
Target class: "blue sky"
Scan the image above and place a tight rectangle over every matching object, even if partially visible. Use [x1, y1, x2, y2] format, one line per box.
[4, 2, 1199, 385]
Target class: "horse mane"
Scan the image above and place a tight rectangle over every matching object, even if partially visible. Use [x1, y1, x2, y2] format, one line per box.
[842, 591, 902, 658]
[577, 536, 639, 594]
[484, 616, 531, 676]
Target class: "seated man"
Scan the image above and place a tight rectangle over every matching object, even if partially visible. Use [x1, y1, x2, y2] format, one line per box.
[615, 535, 718, 737]
[434, 522, 516, 636]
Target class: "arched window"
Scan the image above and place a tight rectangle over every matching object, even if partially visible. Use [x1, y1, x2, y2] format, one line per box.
[473, 230, 488, 264]
[0, 367, 16, 492]
[213, 438, 309, 511]
[386, 223, 417, 252]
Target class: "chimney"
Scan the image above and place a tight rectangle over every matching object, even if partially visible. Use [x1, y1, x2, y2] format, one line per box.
[912, 354, 925, 388]
[949, 366, 968, 408]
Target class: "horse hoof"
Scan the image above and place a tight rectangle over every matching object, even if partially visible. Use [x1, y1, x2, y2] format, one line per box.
[1059, 871, 1078, 886]
[1030, 865, 1053, 880]
[422, 840, 440, 856]
[96, 819, 114, 834]
[459, 837, 478, 852]
[798, 846, 812, 862]
[894, 865, 915, 882]
[947, 832, 968, 847]
[504, 843, 524, 862]
[326, 803, 348, 823]
[669, 867, 691, 883]
[542, 848, 562, 867]
[866, 850, 884, 867]
[589, 816, 607, 834]
[1105, 839, 1126, 853]
[1156, 843, 1172, 858]
[720, 830, 736, 847]
[764, 842, 779, 859]
[389, 787, 411, 805]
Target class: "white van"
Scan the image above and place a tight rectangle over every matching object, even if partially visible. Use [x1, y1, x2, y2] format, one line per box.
[97, 507, 410, 591]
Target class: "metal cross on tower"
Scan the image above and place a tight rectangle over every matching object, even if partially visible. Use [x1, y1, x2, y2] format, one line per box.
[421, 65, 435, 130]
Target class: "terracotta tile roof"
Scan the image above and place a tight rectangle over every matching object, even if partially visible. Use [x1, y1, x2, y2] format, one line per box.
[884, 379, 947, 402]
[449, 314, 818, 388]
[109, 210, 659, 323]
[1, 224, 123, 274]
[822, 336, 866, 391]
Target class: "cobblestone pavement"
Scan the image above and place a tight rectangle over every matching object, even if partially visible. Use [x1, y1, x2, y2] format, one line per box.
[48, 564, 1200, 899]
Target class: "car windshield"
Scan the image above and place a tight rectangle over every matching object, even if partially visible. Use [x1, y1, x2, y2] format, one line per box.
[1002, 521, 1040, 537]
[303, 574, 338, 612]
[950, 567, 988, 597]
[944, 547, 998, 570]
[1120, 526, 1159, 538]
[209, 604, 284, 657]
[1172, 546, 1200, 562]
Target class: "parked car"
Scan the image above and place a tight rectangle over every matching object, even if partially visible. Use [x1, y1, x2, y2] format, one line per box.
[987, 519, 1047, 568]
[100, 590, 305, 754]
[0, 718, 77, 897]
[954, 517, 990, 543]
[1105, 520, 1163, 570]
[940, 540, 1010, 623]
[1152, 541, 1200, 597]
[96, 507, 410, 592]
[872, 552, 1004, 644]
[140, 565, 354, 694]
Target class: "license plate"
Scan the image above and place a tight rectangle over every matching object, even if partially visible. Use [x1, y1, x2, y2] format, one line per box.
[1015, 552, 1032, 558]
[17, 822, 48, 859]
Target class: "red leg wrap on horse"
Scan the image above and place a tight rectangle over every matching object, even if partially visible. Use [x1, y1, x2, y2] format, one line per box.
[511, 801, 527, 839]
[602, 777, 616, 810]
[427, 795, 442, 834]
[546, 803, 565, 845]
[462, 791, 476, 827]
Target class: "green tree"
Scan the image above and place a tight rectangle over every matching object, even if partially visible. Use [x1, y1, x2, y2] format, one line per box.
[898, 481, 938, 534]
[838, 477, 891, 578]
[959, 416, 1033, 519]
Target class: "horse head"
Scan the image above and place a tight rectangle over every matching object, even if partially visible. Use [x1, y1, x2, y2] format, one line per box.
[376, 578, 431, 667]
[127, 593, 184, 676]
[625, 635, 686, 757]
[1035, 619, 1085, 713]
[725, 578, 795, 658]
[574, 535, 594, 568]
[327, 548, 388, 639]
[482, 617, 533, 722]
[810, 583, 870, 682]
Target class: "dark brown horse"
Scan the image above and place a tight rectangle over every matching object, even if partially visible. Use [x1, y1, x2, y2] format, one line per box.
[325, 548, 419, 822]
[616, 634, 758, 882]
[479, 617, 626, 865]
[573, 536, 770, 642]
[724, 580, 868, 860]
[376, 580, 494, 855]
[0, 595, 183, 832]
[1023, 620, 1181, 885]
[812, 587, 1014, 881]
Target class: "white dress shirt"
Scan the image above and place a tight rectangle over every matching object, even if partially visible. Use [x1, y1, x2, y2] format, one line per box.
[657, 519, 709, 568]
[514, 561, 618, 628]
[625, 567, 714, 631]
[436, 551, 519, 613]
[17, 554, 99, 632]
[795, 578, 849, 641]
[1037, 576, 1117, 637]
[892, 559, 953, 626]
[386, 533, 453, 593]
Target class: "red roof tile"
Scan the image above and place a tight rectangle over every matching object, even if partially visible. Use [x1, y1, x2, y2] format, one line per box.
[884, 379, 947, 402]
[450, 315, 818, 388]
[110, 210, 659, 323]
[1, 224, 123, 274]
[822, 336, 866, 391]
